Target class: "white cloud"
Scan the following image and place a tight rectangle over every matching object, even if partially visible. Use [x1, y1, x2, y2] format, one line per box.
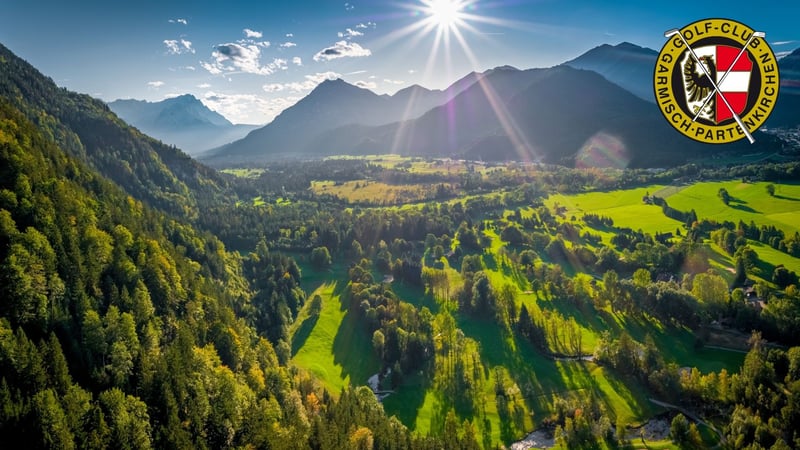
[262, 71, 341, 93]
[347, 70, 367, 75]
[202, 43, 285, 76]
[306, 72, 341, 83]
[263, 84, 285, 93]
[197, 83, 212, 88]
[292, 56, 303, 66]
[147, 81, 165, 88]
[338, 28, 364, 39]
[773, 40, 797, 46]
[201, 91, 299, 124]
[273, 58, 288, 70]
[356, 22, 376, 29]
[200, 61, 223, 75]
[244, 28, 263, 38]
[257, 41, 271, 48]
[355, 80, 377, 89]
[384, 79, 404, 85]
[286, 33, 294, 38]
[777, 51, 792, 59]
[164, 39, 195, 55]
[280, 42, 297, 48]
[169, 18, 188, 25]
[313, 41, 371, 61]
[408, 69, 416, 74]
[345, 2, 355, 11]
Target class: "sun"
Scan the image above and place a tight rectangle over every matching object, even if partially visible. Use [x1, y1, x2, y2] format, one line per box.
[425, 0, 465, 29]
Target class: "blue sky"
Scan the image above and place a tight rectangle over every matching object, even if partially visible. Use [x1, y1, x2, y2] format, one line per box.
[1, 0, 797, 124]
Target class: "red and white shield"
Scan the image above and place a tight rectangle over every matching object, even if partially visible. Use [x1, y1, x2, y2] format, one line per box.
[685, 45, 753, 124]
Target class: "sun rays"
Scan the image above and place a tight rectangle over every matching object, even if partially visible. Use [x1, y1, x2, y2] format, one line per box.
[377, 1, 539, 161]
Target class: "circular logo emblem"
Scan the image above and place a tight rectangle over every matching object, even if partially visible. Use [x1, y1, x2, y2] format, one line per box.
[654, 18, 779, 144]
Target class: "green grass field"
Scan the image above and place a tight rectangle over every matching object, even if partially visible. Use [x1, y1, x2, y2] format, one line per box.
[220, 167, 266, 178]
[665, 181, 800, 235]
[547, 181, 800, 278]
[311, 179, 435, 204]
[291, 281, 379, 395]
[546, 186, 681, 236]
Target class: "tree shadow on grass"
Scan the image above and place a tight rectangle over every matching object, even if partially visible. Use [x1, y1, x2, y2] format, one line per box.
[457, 315, 566, 434]
[774, 194, 800, 202]
[483, 253, 498, 271]
[729, 203, 760, 214]
[537, 298, 610, 338]
[291, 313, 320, 356]
[603, 371, 649, 420]
[499, 255, 529, 290]
[391, 280, 439, 313]
[382, 371, 432, 431]
[332, 300, 379, 390]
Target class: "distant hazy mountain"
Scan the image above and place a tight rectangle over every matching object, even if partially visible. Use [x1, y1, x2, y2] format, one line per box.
[766, 47, 800, 128]
[305, 65, 554, 158]
[109, 95, 258, 155]
[311, 65, 773, 167]
[200, 72, 482, 165]
[564, 42, 658, 102]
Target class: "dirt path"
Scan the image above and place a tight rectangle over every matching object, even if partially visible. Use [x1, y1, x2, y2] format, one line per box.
[648, 398, 725, 444]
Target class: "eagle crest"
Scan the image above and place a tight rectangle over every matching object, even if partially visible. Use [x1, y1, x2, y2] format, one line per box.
[683, 54, 716, 121]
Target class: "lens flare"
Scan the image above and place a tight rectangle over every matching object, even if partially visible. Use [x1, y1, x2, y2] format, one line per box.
[574, 132, 630, 169]
[373, 1, 544, 161]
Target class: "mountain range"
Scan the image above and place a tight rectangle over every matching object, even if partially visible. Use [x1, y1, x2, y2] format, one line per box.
[108, 95, 259, 155]
[5, 39, 797, 171]
[200, 42, 796, 168]
[199, 71, 482, 165]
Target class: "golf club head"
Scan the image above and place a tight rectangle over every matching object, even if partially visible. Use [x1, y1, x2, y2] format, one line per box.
[753, 31, 766, 38]
[664, 29, 680, 38]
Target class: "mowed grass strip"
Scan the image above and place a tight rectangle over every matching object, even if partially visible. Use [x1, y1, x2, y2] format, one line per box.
[291, 281, 379, 395]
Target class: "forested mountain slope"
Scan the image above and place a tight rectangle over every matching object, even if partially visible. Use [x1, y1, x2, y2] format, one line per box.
[0, 43, 231, 219]
[0, 47, 449, 448]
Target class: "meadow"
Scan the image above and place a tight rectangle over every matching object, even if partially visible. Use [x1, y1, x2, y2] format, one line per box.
[310, 180, 440, 204]
[547, 181, 800, 275]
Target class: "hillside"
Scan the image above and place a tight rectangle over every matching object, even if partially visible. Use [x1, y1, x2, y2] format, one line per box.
[0, 43, 230, 218]
[564, 42, 658, 102]
[108, 95, 258, 155]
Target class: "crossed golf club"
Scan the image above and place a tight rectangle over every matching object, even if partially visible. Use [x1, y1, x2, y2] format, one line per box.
[664, 28, 765, 144]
